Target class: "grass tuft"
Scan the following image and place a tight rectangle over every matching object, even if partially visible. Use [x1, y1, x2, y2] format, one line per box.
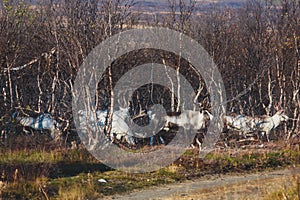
[1, 145, 300, 199]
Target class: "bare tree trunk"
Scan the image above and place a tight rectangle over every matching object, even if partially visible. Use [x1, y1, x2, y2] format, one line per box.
[163, 59, 175, 112]
[275, 54, 284, 106]
[37, 62, 42, 113]
[50, 75, 57, 114]
[106, 0, 114, 137]
[6, 64, 13, 109]
[176, 37, 182, 112]
[3, 81, 8, 108]
[107, 64, 114, 136]
[15, 85, 20, 108]
[262, 68, 273, 115]
[289, 32, 300, 139]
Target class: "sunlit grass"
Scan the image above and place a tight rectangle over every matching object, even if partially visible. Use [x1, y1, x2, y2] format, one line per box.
[0, 148, 97, 165]
[203, 149, 300, 172]
[0, 146, 299, 199]
[265, 175, 300, 200]
[0, 149, 62, 164]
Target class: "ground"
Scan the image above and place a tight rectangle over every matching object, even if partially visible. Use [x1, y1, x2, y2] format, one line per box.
[108, 167, 300, 200]
[1, 138, 300, 199]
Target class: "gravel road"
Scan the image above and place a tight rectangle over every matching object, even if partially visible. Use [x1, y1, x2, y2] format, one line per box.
[106, 166, 299, 200]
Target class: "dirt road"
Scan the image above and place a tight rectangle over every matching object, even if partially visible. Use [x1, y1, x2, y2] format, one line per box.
[108, 167, 299, 200]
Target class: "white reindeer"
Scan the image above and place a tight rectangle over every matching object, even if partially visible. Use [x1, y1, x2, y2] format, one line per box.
[12, 112, 61, 140]
[163, 109, 213, 151]
[146, 110, 165, 146]
[164, 110, 213, 130]
[256, 110, 289, 142]
[223, 110, 289, 142]
[223, 114, 257, 133]
[114, 108, 165, 146]
[77, 109, 135, 146]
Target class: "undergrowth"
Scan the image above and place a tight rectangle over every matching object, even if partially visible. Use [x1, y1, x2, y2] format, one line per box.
[0, 145, 299, 199]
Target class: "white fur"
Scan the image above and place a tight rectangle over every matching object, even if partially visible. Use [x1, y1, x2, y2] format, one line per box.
[223, 110, 289, 141]
[77, 108, 135, 146]
[164, 110, 213, 130]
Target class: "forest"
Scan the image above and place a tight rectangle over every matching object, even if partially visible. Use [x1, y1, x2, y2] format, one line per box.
[1, 0, 299, 142]
[0, 0, 299, 199]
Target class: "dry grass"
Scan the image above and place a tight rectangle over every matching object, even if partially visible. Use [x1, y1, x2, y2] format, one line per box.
[265, 175, 300, 200]
[0, 143, 299, 199]
[161, 172, 299, 200]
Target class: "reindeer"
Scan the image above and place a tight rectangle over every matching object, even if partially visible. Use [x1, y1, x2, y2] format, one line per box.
[113, 107, 165, 146]
[255, 110, 289, 142]
[163, 109, 213, 150]
[146, 110, 165, 146]
[77, 109, 136, 146]
[108, 107, 157, 145]
[223, 109, 289, 142]
[223, 114, 257, 134]
[12, 112, 61, 140]
[164, 110, 213, 131]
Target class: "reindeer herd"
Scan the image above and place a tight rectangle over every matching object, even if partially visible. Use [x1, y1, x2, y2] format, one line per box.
[5, 102, 290, 150]
[223, 110, 289, 142]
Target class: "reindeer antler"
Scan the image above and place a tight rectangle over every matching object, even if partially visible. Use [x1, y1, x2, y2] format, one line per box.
[274, 101, 281, 111]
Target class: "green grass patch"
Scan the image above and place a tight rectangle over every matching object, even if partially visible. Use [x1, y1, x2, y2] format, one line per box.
[0, 149, 62, 164]
[0, 148, 98, 165]
[1, 147, 300, 199]
[202, 149, 300, 173]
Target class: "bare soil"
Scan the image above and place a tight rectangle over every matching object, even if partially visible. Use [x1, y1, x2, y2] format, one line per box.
[107, 166, 300, 200]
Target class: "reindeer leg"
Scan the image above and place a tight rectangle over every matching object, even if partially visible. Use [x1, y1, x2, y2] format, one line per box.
[159, 136, 164, 144]
[150, 136, 154, 146]
[0, 130, 4, 145]
[257, 132, 262, 141]
[241, 132, 247, 139]
[221, 131, 229, 148]
[110, 132, 115, 143]
[162, 122, 170, 132]
[260, 131, 268, 142]
[266, 131, 270, 142]
[196, 138, 202, 151]
[52, 129, 62, 142]
[23, 127, 31, 135]
[125, 135, 135, 145]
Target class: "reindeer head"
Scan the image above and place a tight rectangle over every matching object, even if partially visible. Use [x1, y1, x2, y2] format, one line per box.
[55, 121, 62, 129]
[119, 106, 129, 113]
[147, 110, 155, 120]
[203, 110, 214, 121]
[274, 101, 289, 122]
[276, 110, 289, 122]
[274, 101, 282, 111]
[12, 111, 19, 120]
